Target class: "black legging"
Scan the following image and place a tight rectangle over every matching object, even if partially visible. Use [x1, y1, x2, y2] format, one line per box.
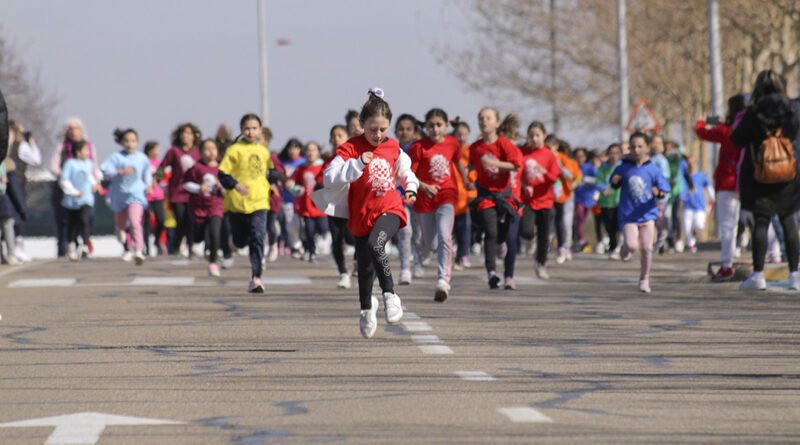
[169, 201, 192, 254]
[520, 206, 551, 265]
[67, 205, 92, 247]
[329, 216, 352, 275]
[671, 198, 685, 243]
[355, 213, 399, 310]
[553, 201, 566, 248]
[143, 199, 165, 256]
[752, 212, 799, 272]
[192, 215, 222, 263]
[477, 206, 512, 273]
[600, 207, 619, 252]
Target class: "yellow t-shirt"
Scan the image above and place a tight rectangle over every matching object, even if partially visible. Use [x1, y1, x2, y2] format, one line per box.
[219, 141, 274, 214]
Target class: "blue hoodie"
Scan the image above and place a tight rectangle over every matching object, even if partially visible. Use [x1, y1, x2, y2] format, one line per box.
[611, 158, 671, 228]
[574, 162, 598, 208]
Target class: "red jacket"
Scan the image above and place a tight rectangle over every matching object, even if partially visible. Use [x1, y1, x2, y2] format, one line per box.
[468, 136, 523, 211]
[291, 162, 326, 218]
[520, 146, 561, 210]
[695, 120, 739, 192]
[408, 135, 461, 213]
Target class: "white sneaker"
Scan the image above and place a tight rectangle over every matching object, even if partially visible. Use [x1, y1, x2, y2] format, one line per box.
[6, 255, 20, 266]
[412, 263, 424, 278]
[788, 274, 800, 290]
[639, 279, 651, 293]
[734, 247, 742, 259]
[595, 242, 606, 254]
[555, 247, 566, 264]
[134, 251, 145, 266]
[739, 274, 767, 291]
[398, 269, 412, 285]
[13, 246, 30, 263]
[337, 273, 351, 289]
[208, 263, 221, 277]
[535, 262, 549, 280]
[117, 230, 127, 245]
[434, 279, 450, 302]
[471, 242, 481, 255]
[382, 292, 403, 323]
[67, 244, 79, 262]
[360, 296, 379, 338]
[674, 239, 685, 253]
[221, 257, 234, 269]
[191, 244, 205, 259]
[121, 251, 134, 262]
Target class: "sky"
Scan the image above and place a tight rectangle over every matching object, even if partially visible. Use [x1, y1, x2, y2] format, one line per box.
[0, 0, 607, 168]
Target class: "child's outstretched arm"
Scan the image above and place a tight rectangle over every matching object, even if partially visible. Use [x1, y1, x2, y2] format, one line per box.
[323, 153, 364, 186]
[395, 150, 419, 200]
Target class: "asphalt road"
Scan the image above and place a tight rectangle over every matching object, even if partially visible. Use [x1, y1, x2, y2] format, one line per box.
[0, 247, 798, 444]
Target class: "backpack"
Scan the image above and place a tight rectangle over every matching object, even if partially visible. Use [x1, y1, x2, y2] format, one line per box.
[751, 127, 796, 184]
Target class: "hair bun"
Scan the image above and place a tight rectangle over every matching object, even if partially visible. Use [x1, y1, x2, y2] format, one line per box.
[368, 87, 385, 99]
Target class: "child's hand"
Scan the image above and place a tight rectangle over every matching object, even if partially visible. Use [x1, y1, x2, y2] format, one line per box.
[77, 191, 85, 198]
[404, 190, 417, 205]
[602, 187, 611, 196]
[610, 174, 621, 185]
[146, 185, 153, 196]
[200, 184, 209, 194]
[524, 185, 534, 197]
[421, 183, 440, 197]
[92, 184, 102, 193]
[360, 151, 373, 165]
[235, 183, 249, 196]
[119, 166, 135, 175]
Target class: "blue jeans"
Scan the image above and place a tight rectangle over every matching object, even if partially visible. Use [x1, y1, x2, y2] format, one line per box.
[228, 210, 267, 278]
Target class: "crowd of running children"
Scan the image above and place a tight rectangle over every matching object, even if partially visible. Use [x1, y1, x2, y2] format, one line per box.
[5, 70, 800, 337]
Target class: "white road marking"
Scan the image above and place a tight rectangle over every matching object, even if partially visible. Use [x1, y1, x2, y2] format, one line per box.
[261, 276, 311, 285]
[168, 259, 190, 266]
[418, 345, 454, 354]
[512, 276, 548, 285]
[497, 407, 552, 423]
[455, 371, 496, 381]
[0, 411, 183, 445]
[410, 334, 440, 343]
[130, 277, 195, 286]
[0, 260, 45, 278]
[8, 278, 76, 288]
[403, 312, 421, 319]
[402, 321, 433, 332]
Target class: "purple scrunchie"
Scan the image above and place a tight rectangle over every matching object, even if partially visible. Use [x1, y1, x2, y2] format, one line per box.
[368, 87, 385, 99]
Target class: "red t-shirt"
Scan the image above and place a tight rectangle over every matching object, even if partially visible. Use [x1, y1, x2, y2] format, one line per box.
[337, 135, 408, 237]
[694, 120, 739, 192]
[408, 135, 461, 213]
[184, 161, 224, 223]
[520, 146, 561, 210]
[291, 162, 326, 218]
[160, 146, 201, 203]
[468, 136, 523, 211]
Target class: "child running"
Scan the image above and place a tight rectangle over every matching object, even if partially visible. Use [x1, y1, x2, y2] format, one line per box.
[596, 143, 623, 259]
[101, 128, 153, 265]
[468, 107, 523, 289]
[408, 108, 469, 301]
[218, 114, 274, 293]
[682, 156, 715, 253]
[157, 123, 201, 256]
[519, 122, 560, 280]
[323, 88, 419, 338]
[610, 132, 671, 293]
[59, 140, 99, 261]
[184, 139, 225, 277]
[287, 141, 328, 263]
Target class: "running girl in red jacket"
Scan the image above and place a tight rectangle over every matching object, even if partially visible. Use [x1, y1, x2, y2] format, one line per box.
[183, 139, 225, 277]
[286, 141, 328, 263]
[468, 107, 522, 289]
[323, 88, 419, 338]
[408, 108, 470, 302]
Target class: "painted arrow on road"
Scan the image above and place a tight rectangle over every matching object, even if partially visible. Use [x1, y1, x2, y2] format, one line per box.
[0, 412, 183, 444]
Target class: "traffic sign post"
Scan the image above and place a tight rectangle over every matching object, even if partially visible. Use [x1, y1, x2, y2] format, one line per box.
[625, 97, 662, 133]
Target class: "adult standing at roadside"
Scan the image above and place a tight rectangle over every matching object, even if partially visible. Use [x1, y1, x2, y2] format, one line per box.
[49, 118, 101, 258]
[731, 70, 800, 291]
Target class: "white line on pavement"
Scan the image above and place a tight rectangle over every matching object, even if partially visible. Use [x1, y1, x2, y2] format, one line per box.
[402, 321, 432, 332]
[410, 334, 440, 343]
[130, 277, 195, 286]
[8, 278, 77, 288]
[497, 407, 552, 423]
[418, 345, 454, 354]
[455, 371, 496, 381]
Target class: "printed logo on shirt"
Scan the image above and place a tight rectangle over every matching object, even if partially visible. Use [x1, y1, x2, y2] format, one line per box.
[303, 170, 317, 190]
[248, 153, 263, 180]
[367, 157, 394, 196]
[429, 154, 450, 183]
[524, 158, 543, 185]
[180, 154, 196, 172]
[481, 153, 500, 178]
[202, 173, 217, 196]
[628, 175, 651, 205]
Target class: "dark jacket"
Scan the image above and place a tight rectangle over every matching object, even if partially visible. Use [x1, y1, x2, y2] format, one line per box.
[0, 88, 8, 164]
[730, 94, 800, 215]
[0, 169, 26, 220]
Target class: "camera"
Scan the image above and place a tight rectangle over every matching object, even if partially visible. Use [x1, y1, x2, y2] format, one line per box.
[705, 115, 720, 126]
[22, 131, 32, 141]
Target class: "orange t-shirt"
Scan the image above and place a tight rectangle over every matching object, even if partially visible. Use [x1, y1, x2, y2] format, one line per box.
[454, 145, 478, 215]
[554, 152, 582, 204]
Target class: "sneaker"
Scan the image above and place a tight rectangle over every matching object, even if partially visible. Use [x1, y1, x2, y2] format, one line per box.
[309, 253, 318, 263]
[497, 242, 508, 260]
[711, 267, 734, 282]
[461, 256, 471, 268]
[434, 279, 450, 302]
[352, 261, 359, 277]
[134, 251, 145, 266]
[268, 243, 278, 262]
[67, 244, 79, 262]
[81, 245, 90, 259]
[555, 247, 566, 264]
[620, 245, 632, 262]
[221, 256, 234, 269]
[595, 242, 606, 254]
[734, 247, 742, 259]
[535, 262, 549, 280]
[412, 263, 424, 278]
[5, 256, 20, 266]
[639, 279, 651, 293]
[739, 273, 766, 291]
[398, 269, 412, 285]
[208, 263, 221, 277]
[248, 277, 265, 293]
[789, 274, 800, 290]
[688, 244, 698, 254]
[359, 296, 379, 338]
[87, 239, 94, 254]
[14, 245, 31, 263]
[488, 271, 500, 289]
[471, 242, 481, 256]
[674, 239, 685, 253]
[382, 292, 403, 323]
[337, 273, 351, 289]
[564, 249, 573, 261]
[608, 250, 621, 260]
[290, 248, 303, 260]
[453, 260, 464, 271]
[420, 250, 432, 266]
[504, 276, 516, 290]
[117, 229, 127, 245]
[191, 243, 204, 259]
[121, 251, 134, 262]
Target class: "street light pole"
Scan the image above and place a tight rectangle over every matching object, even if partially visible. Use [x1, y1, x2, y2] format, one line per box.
[617, 0, 629, 142]
[707, 0, 723, 174]
[257, 0, 269, 125]
[550, 0, 559, 135]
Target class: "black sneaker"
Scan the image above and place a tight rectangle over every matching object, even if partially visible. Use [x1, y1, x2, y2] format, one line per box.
[488, 273, 500, 289]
